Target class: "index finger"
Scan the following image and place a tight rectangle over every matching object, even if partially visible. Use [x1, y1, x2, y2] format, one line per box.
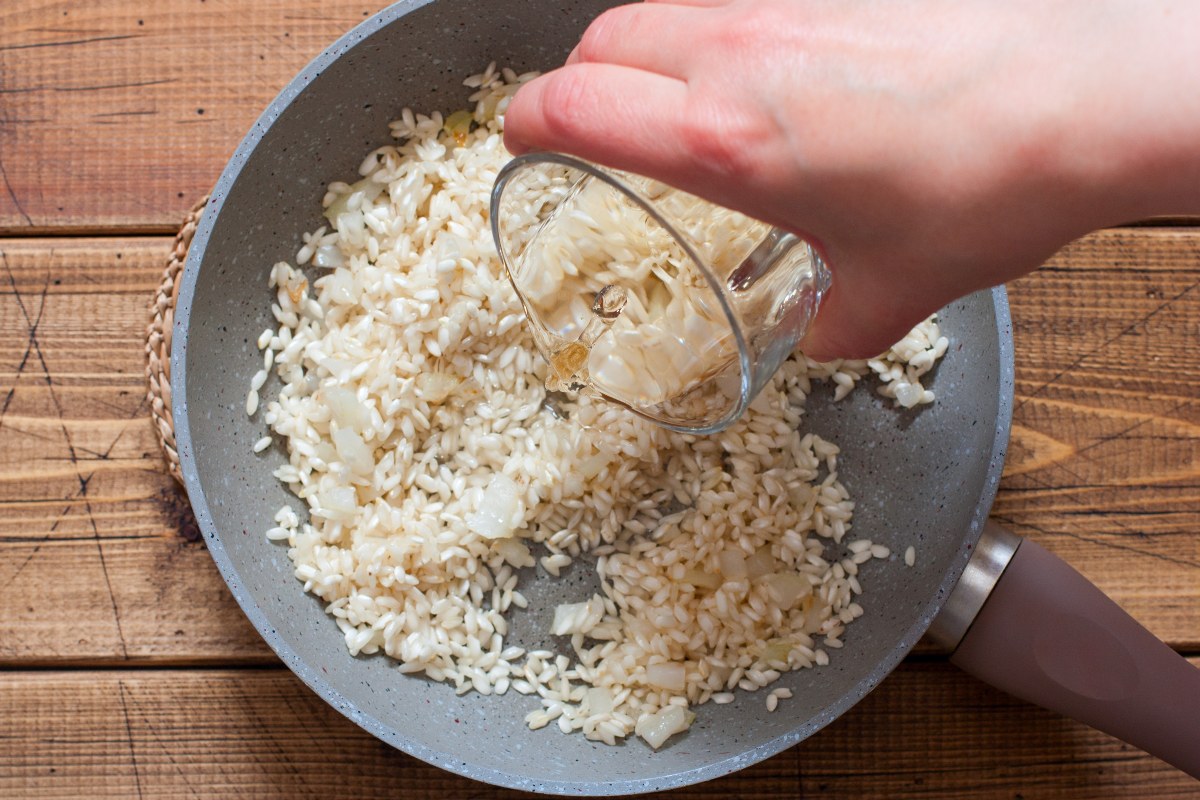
[503, 62, 695, 179]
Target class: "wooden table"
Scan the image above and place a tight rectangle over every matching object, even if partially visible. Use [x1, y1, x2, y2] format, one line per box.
[2, 2, 1197, 797]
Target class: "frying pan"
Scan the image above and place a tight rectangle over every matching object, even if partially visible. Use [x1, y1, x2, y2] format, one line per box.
[172, 0, 1200, 792]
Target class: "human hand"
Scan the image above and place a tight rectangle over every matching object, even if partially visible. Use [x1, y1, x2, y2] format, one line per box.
[503, 0, 1200, 359]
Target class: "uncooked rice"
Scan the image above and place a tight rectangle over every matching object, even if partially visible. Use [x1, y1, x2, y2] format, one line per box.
[250, 63, 945, 749]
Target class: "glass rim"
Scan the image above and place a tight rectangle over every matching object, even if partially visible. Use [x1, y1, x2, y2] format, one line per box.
[490, 151, 755, 434]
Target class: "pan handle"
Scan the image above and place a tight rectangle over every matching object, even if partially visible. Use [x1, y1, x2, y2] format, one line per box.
[926, 520, 1200, 778]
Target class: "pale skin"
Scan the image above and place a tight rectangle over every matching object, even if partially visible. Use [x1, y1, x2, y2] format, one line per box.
[502, 0, 1200, 360]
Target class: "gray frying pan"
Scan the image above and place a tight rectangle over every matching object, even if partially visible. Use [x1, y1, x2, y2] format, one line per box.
[172, 1, 1200, 792]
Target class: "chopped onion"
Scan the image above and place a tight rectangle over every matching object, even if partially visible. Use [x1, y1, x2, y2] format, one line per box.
[323, 176, 383, 224]
[552, 595, 604, 636]
[325, 386, 370, 432]
[745, 545, 776, 579]
[493, 538, 535, 569]
[645, 661, 685, 692]
[322, 357, 354, 380]
[577, 453, 609, 480]
[316, 485, 356, 521]
[333, 427, 374, 476]
[635, 705, 691, 750]
[325, 269, 356, 304]
[894, 381, 924, 408]
[314, 440, 337, 464]
[415, 371, 460, 404]
[762, 572, 810, 610]
[333, 210, 365, 240]
[466, 473, 521, 540]
[584, 687, 613, 717]
[434, 234, 465, 262]
[312, 244, 345, 269]
[718, 548, 747, 580]
[682, 568, 722, 591]
[788, 482, 814, 506]
[762, 637, 793, 663]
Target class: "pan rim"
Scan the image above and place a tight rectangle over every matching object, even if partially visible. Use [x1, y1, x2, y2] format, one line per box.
[172, 1, 1016, 793]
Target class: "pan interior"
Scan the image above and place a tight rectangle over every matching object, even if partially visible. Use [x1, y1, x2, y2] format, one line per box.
[174, 0, 1011, 793]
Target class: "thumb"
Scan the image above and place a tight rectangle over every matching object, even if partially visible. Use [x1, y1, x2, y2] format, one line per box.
[799, 269, 935, 362]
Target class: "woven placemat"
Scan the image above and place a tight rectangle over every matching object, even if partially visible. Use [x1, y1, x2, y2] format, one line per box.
[146, 195, 210, 487]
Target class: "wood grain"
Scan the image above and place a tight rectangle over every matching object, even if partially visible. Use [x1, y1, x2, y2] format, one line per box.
[0, 237, 271, 664]
[5, 1, 1198, 795]
[0, 0, 392, 235]
[2, 663, 1197, 799]
[1, 230, 1198, 666]
[1002, 228, 1200, 649]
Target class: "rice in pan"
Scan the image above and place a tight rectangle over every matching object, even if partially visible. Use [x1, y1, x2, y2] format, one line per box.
[248, 64, 946, 749]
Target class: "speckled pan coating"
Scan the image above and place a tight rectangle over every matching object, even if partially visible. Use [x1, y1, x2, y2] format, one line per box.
[172, 1, 1015, 793]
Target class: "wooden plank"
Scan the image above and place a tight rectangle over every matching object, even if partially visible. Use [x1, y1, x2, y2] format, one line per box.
[1000, 228, 1200, 648]
[1, 663, 1196, 799]
[3, 2, 1200, 238]
[0, 230, 1197, 666]
[0, 1, 392, 234]
[0, 237, 271, 663]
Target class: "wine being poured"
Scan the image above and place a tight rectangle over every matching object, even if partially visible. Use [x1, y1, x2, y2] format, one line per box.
[546, 284, 629, 393]
[491, 152, 829, 434]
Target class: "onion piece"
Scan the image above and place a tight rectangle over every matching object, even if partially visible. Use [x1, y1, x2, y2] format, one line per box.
[892, 381, 923, 408]
[635, 705, 692, 750]
[333, 210, 365, 240]
[762, 572, 811, 610]
[745, 545, 776, 579]
[324, 269, 356, 304]
[718, 548, 747, 580]
[552, 595, 604, 636]
[325, 386, 370, 432]
[762, 637, 793, 663]
[493, 538, 535, 569]
[584, 687, 613, 717]
[322, 357, 354, 380]
[466, 473, 522, 540]
[645, 661, 685, 692]
[316, 485, 356, 521]
[323, 176, 383, 224]
[434, 234, 467, 262]
[682, 568, 722, 591]
[415, 371, 461, 404]
[312, 244, 345, 269]
[576, 453, 608, 480]
[333, 427, 374, 476]
[314, 440, 337, 464]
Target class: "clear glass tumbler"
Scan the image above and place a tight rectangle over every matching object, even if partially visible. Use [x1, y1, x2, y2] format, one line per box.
[491, 152, 830, 434]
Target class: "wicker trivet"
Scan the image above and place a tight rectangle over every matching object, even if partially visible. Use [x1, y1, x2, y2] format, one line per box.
[146, 195, 210, 487]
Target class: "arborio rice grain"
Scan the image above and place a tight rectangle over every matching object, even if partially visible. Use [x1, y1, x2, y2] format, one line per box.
[250, 63, 945, 750]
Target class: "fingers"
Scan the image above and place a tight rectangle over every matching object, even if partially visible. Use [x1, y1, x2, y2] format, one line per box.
[565, 3, 708, 78]
[503, 62, 696, 179]
[800, 298, 916, 363]
[799, 268, 937, 362]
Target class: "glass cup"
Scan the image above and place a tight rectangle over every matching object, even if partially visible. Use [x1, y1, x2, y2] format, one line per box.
[491, 153, 830, 434]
